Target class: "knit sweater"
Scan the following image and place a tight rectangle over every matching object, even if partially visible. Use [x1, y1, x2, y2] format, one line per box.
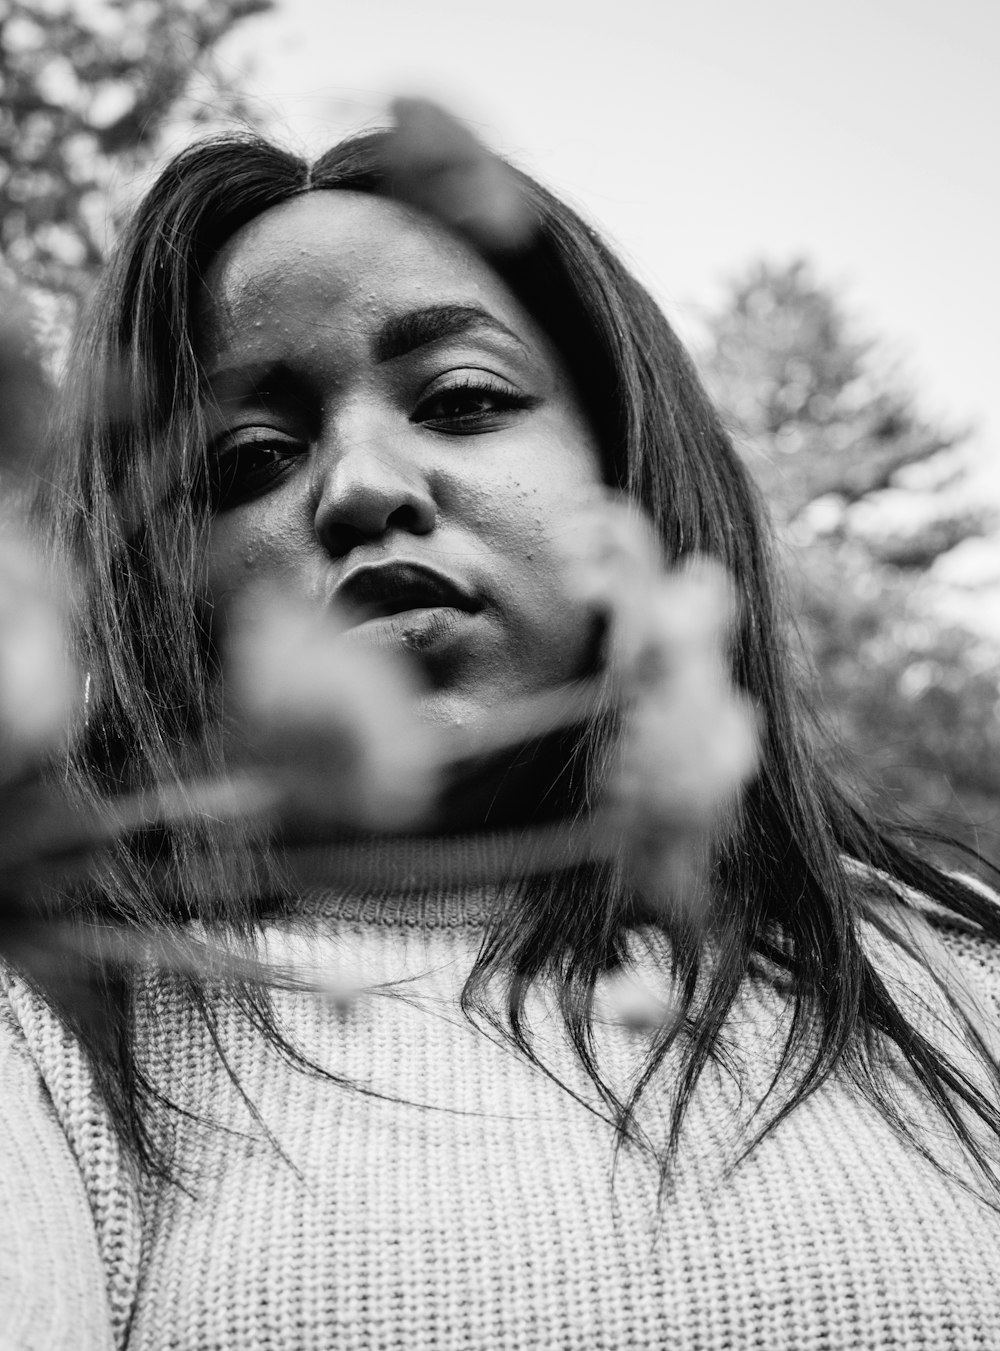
[3, 882, 1000, 1351]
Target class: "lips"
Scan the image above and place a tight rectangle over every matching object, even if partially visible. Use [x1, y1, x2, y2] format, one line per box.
[333, 561, 478, 629]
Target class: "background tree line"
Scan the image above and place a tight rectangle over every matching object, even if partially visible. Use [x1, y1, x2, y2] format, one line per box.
[699, 262, 1000, 861]
[3, 0, 997, 862]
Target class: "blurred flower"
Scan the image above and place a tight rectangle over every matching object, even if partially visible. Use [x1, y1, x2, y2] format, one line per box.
[0, 529, 77, 780]
[0, 284, 77, 780]
[0, 281, 50, 484]
[597, 964, 677, 1032]
[225, 586, 444, 834]
[567, 499, 760, 919]
[385, 97, 538, 252]
[565, 496, 667, 678]
[611, 564, 759, 825]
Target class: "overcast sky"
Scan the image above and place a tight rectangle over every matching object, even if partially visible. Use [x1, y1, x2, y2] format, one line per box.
[217, 0, 998, 495]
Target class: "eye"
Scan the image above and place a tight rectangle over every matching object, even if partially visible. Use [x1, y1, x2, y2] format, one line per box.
[209, 429, 306, 510]
[413, 376, 534, 434]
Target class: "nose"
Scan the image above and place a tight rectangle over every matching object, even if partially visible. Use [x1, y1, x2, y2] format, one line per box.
[311, 420, 437, 556]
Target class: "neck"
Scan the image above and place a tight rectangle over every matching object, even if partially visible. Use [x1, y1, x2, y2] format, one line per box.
[431, 725, 590, 834]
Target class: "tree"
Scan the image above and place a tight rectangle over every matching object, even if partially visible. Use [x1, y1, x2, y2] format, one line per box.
[699, 260, 1000, 861]
[700, 259, 980, 554]
[0, 0, 271, 298]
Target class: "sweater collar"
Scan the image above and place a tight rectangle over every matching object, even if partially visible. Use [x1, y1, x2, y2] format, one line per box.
[273, 824, 589, 930]
[290, 882, 496, 929]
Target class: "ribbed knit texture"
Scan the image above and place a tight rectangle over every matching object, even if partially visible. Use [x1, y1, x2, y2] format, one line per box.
[3, 882, 1000, 1350]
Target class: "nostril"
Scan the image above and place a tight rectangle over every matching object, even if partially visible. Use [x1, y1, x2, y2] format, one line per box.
[314, 497, 437, 559]
[387, 499, 437, 535]
[313, 468, 437, 554]
[317, 520, 372, 559]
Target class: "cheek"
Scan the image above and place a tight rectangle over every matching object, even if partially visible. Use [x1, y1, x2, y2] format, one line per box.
[462, 444, 603, 657]
[205, 519, 257, 608]
[510, 445, 605, 667]
[486, 440, 604, 568]
[466, 411, 602, 530]
[205, 509, 311, 612]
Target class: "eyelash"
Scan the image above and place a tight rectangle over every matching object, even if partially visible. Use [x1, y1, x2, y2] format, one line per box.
[208, 377, 535, 509]
[208, 431, 304, 511]
[413, 376, 534, 432]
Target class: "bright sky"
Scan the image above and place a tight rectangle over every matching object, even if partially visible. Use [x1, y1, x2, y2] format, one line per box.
[217, 0, 999, 498]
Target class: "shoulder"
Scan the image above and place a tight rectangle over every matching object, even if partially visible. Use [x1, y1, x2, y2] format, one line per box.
[0, 972, 118, 1348]
[0, 967, 130, 1184]
[850, 866, 1000, 1072]
[0, 969, 144, 1346]
[913, 875, 1000, 1027]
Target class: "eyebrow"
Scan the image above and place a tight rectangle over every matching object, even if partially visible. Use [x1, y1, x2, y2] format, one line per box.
[202, 360, 308, 408]
[373, 304, 528, 363]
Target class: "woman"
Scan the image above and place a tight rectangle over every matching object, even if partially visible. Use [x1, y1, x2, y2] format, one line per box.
[3, 109, 1000, 1349]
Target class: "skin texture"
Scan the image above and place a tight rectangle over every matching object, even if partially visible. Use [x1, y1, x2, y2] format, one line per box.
[199, 191, 605, 737]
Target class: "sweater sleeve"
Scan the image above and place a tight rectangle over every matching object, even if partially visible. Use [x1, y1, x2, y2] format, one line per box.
[0, 993, 114, 1351]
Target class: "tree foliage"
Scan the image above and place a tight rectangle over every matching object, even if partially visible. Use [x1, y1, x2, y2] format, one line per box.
[700, 260, 1000, 861]
[701, 260, 980, 554]
[0, 0, 270, 297]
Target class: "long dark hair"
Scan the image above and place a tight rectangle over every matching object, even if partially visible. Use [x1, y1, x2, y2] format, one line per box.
[32, 130, 1000, 1194]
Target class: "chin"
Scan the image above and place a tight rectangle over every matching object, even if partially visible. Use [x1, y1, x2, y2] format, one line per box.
[415, 673, 547, 727]
[415, 680, 592, 836]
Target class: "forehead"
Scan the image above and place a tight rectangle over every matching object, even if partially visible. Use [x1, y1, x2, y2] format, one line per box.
[199, 191, 518, 347]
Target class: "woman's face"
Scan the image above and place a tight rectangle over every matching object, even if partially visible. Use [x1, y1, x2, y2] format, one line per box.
[199, 191, 604, 731]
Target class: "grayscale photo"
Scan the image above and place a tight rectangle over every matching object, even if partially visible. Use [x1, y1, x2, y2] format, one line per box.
[1, 1, 998, 1346]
